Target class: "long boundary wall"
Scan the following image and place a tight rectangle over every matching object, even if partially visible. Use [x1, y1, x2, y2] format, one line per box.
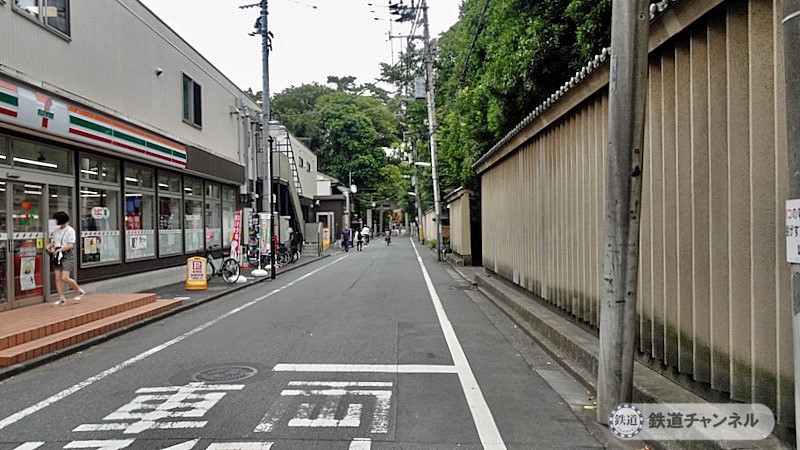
[474, 0, 793, 427]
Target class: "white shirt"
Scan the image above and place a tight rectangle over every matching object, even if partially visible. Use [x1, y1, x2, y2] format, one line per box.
[50, 225, 76, 249]
[362, 226, 370, 237]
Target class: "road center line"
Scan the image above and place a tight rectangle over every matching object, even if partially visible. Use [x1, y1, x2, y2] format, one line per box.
[411, 239, 506, 449]
[0, 255, 348, 432]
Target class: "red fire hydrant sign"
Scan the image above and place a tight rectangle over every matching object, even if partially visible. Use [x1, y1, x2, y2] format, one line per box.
[786, 200, 800, 263]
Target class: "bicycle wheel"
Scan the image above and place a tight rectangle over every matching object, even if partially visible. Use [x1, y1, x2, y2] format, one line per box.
[291, 248, 300, 263]
[221, 258, 240, 284]
[277, 249, 290, 266]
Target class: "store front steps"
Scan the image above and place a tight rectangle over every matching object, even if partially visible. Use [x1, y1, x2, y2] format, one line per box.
[0, 293, 182, 367]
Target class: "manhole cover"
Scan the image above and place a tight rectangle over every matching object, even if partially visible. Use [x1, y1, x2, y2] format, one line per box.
[193, 366, 258, 383]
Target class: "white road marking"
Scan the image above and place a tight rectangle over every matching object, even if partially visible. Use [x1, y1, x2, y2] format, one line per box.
[411, 239, 507, 449]
[206, 443, 274, 450]
[288, 403, 362, 428]
[64, 441, 135, 450]
[75, 382, 243, 434]
[160, 440, 199, 450]
[288, 381, 392, 387]
[73, 423, 128, 432]
[255, 381, 392, 434]
[272, 363, 457, 373]
[348, 438, 372, 450]
[12, 444, 44, 450]
[0, 256, 347, 432]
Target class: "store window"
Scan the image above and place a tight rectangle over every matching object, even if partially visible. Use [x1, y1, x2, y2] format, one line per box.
[182, 74, 202, 128]
[80, 156, 118, 184]
[158, 172, 182, 256]
[124, 165, 155, 261]
[222, 185, 237, 249]
[184, 177, 204, 253]
[11, 139, 73, 174]
[0, 136, 8, 165]
[14, 0, 70, 36]
[205, 182, 222, 249]
[79, 155, 120, 266]
[158, 172, 181, 194]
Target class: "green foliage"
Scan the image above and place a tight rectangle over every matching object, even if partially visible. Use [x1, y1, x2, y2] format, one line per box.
[432, 0, 612, 192]
[270, 77, 402, 203]
[428, 239, 436, 249]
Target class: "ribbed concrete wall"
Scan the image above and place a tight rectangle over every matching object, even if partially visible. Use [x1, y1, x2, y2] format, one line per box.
[446, 190, 472, 259]
[476, 0, 793, 427]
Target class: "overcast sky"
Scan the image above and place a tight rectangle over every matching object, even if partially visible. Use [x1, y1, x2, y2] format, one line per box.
[139, 0, 462, 94]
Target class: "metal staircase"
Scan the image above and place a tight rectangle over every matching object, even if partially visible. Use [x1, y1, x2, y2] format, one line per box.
[276, 137, 306, 235]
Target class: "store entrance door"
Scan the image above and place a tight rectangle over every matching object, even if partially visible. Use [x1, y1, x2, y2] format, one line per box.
[0, 182, 46, 311]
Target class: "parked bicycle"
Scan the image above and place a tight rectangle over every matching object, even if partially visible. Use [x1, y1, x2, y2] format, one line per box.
[204, 245, 240, 284]
[246, 241, 270, 269]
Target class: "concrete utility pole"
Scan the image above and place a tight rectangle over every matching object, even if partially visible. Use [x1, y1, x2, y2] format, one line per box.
[414, 139, 423, 241]
[782, 1, 800, 447]
[421, 0, 442, 261]
[596, 0, 650, 422]
[259, 0, 276, 279]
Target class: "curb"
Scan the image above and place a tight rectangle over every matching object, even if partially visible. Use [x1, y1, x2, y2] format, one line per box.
[0, 254, 331, 381]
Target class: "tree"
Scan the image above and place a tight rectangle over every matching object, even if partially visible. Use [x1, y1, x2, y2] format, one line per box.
[269, 78, 401, 198]
[429, 0, 612, 192]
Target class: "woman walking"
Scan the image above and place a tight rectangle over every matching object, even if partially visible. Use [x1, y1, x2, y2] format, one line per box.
[45, 211, 85, 305]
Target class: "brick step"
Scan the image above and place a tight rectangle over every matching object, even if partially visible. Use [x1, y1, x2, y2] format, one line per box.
[0, 299, 182, 367]
[0, 294, 157, 351]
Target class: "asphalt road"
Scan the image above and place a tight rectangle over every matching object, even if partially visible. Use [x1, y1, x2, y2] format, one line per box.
[0, 236, 605, 449]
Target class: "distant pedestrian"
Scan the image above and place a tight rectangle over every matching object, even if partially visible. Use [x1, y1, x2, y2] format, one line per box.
[290, 228, 303, 255]
[341, 227, 350, 252]
[355, 230, 363, 251]
[362, 225, 370, 245]
[45, 211, 85, 306]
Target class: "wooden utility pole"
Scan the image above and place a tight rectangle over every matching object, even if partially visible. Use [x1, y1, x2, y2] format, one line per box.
[781, 1, 800, 447]
[596, 0, 650, 422]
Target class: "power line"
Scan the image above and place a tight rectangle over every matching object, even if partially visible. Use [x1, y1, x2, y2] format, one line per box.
[455, 0, 490, 93]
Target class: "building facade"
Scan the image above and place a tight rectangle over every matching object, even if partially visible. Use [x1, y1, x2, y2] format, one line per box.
[0, 0, 264, 309]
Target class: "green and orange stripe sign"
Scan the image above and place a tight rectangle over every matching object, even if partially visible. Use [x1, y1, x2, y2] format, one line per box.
[68, 106, 187, 167]
[0, 77, 187, 169]
[0, 80, 19, 119]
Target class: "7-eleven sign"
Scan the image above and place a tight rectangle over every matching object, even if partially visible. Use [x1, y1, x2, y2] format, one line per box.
[35, 92, 55, 129]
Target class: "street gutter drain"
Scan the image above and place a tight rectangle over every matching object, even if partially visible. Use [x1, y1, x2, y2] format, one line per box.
[193, 366, 258, 383]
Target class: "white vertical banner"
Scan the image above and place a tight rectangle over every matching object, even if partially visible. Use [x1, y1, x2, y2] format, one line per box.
[259, 213, 271, 254]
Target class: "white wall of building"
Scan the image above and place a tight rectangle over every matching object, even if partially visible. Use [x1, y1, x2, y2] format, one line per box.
[0, 0, 259, 165]
[290, 135, 318, 199]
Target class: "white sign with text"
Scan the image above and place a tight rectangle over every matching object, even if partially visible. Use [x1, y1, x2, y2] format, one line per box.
[787, 199, 800, 263]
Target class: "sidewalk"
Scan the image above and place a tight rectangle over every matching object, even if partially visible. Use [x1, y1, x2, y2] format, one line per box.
[0, 247, 334, 380]
[445, 261, 790, 450]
